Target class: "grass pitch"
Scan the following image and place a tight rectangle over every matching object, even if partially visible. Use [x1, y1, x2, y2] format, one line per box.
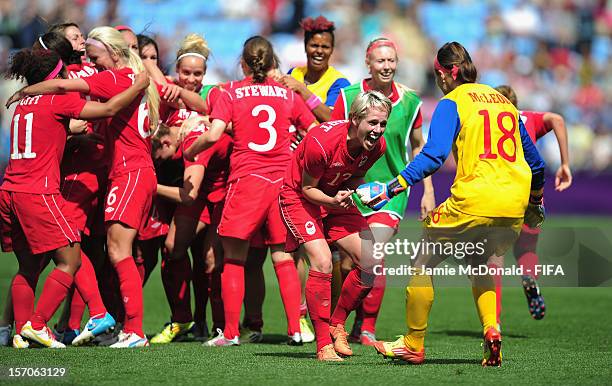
[0, 215, 610, 385]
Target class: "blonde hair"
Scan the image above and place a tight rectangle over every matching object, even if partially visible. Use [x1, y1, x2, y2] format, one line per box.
[348, 90, 392, 122]
[87, 26, 160, 132]
[176, 34, 210, 66]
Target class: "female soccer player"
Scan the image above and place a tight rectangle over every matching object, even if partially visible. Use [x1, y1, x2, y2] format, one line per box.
[359, 42, 546, 366]
[2, 48, 148, 348]
[279, 90, 391, 361]
[493, 84, 572, 321]
[331, 37, 436, 345]
[278, 15, 349, 123]
[185, 36, 316, 347]
[137, 34, 160, 66]
[8, 26, 162, 348]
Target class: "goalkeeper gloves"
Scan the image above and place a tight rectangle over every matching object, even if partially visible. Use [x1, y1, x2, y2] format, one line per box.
[356, 175, 408, 211]
[524, 194, 545, 228]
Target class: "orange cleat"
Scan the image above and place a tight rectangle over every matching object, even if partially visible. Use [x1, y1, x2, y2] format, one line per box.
[373, 337, 425, 364]
[317, 344, 344, 361]
[482, 327, 502, 367]
[329, 324, 353, 356]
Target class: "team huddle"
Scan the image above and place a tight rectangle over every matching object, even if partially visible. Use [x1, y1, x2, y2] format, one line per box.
[1, 15, 573, 366]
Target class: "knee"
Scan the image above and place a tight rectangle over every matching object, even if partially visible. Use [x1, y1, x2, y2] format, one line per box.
[310, 256, 332, 274]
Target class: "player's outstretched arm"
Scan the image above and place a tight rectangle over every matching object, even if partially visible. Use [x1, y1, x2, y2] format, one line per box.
[157, 165, 205, 205]
[6, 78, 90, 107]
[183, 119, 226, 161]
[78, 72, 149, 119]
[543, 112, 572, 191]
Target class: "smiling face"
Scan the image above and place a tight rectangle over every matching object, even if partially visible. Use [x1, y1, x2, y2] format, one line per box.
[367, 46, 397, 88]
[352, 107, 388, 151]
[176, 56, 206, 91]
[305, 32, 333, 73]
[140, 43, 158, 66]
[64, 26, 85, 52]
[86, 44, 116, 71]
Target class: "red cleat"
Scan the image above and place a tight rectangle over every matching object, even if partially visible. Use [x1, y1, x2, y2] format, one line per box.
[482, 327, 502, 367]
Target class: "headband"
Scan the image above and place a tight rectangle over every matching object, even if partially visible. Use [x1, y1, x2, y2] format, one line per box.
[434, 56, 458, 81]
[366, 39, 397, 57]
[85, 37, 106, 50]
[177, 52, 208, 62]
[115, 25, 133, 32]
[38, 36, 48, 50]
[44, 59, 64, 80]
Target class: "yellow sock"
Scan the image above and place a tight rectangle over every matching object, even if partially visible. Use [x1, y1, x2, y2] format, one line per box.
[472, 286, 498, 335]
[404, 272, 434, 351]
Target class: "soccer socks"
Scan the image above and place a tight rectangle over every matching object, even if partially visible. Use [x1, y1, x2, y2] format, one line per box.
[161, 257, 193, 323]
[330, 268, 375, 327]
[517, 252, 539, 279]
[404, 272, 434, 351]
[68, 292, 86, 330]
[31, 269, 73, 330]
[134, 255, 146, 285]
[472, 284, 498, 335]
[274, 260, 301, 335]
[306, 270, 332, 351]
[11, 273, 36, 333]
[361, 273, 386, 333]
[221, 260, 245, 340]
[114, 258, 144, 336]
[74, 252, 107, 317]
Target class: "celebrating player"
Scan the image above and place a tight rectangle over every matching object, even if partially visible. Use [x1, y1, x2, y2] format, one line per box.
[8, 26, 161, 348]
[359, 42, 546, 366]
[2, 48, 148, 348]
[280, 90, 391, 361]
[185, 36, 316, 347]
[331, 37, 436, 345]
[493, 84, 572, 321]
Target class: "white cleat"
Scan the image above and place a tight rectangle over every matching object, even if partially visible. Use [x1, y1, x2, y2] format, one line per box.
[12, 334, 29, 349]
[109, 331, 149, 348]
[20, 322, 65, 348]
[299, 317, 315, 343]
[203, 329, 240, 347]
[287, 332, 303, 346]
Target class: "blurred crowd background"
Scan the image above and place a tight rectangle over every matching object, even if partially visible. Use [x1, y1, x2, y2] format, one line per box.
[0, 0, 610, 174]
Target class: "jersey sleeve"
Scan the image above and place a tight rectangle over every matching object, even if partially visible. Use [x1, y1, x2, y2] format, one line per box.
[291, 91, 316, 131]
[399, 99, 460, 186]
[518, 118, 546, 190]
[412, 110, 423, 129]
[326, 78, 350, 108]
[83, 70, 122, 100]
[531, 112, 549, 140]
[330, 90, 347, 121]
[53, 92, 87, 119]
[181, 131, 206, 168]
[302, 136, 328, 179]
[206, 86, 222, 115]
[209, 89, 232, 124]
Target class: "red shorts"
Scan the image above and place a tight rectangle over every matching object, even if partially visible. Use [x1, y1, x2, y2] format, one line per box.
[61, 169, 106, 235]
[138, 198, 175, 241]
[366, 212, 401, 230]
[104, 168, 156, 231]
[279, 186, 369, 252]
[0, 190, 81, 255]
[218, 174, 285, 244]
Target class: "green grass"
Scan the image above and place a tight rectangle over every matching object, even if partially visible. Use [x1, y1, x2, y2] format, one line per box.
[0, 215, 611, 385]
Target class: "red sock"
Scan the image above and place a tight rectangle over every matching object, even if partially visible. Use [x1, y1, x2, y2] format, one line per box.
[210, 271, 224, 331]
[192, 257, 209, 326]
[221, 260, 244, 340]
[330, 268, 374, 327]
[134, 255, 146, 285]
[74, 252, 106, 317]
[517, 252, 539, 279]
[306, 270, 332, 351]
[361, 273, 386, 333]
[114, 258, 144, 336]
[11, 273, 36, 333]
[161, 257, 193, 323]
[274, 260, 301, 336]
[31, 269, 73, 330]
[68, 291, 86, 330]
[489, 263, 503, 325]
[300, 301, 308, 318]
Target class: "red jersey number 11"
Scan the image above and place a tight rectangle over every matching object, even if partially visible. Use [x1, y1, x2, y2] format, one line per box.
[478, 109, 517, 162]
[10, 113, 36, 160]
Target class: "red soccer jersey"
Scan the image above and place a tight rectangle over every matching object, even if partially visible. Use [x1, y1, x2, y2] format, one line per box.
[181, 126, 232, 203]
[210, 77, 315, 181]
[84, 68, 153, 178]
[285, 120, 386, 197]
[1, 93, 86, 194]
[520, 110, 550, 143]
[67, 62, 98, 80]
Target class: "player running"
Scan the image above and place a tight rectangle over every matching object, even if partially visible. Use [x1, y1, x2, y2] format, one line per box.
[331, 37, 436, 345]
[9, 26, 161, 348]
[2, 48, 148, 348]
[185, 36, 316, 347]
[280, 90, 392, 361]
[358, 42, 546, 366]
[493, 85, 572, 321]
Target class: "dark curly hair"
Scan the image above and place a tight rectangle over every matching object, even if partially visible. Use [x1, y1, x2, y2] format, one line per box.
[242, 36, 274, 84]
[300, 16, 335, 47]
[6, 48, 64, 85]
